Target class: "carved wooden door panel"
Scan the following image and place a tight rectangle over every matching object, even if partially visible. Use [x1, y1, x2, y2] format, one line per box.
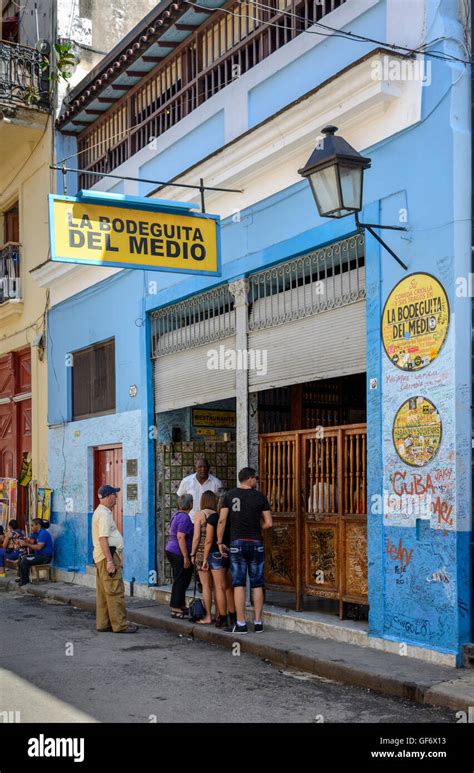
[260, 425, 368, 618]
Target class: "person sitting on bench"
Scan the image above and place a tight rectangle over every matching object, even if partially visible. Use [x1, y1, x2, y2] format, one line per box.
[16, 518, 53, 586]
[0, 520, 25, 573]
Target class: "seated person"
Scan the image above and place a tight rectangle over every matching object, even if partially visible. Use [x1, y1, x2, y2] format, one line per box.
[0, 519, 25, 570]
[16, 518, 53, 587]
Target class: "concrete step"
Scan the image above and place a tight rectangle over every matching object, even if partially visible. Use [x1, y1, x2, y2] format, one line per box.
[42, 569, 458, 667]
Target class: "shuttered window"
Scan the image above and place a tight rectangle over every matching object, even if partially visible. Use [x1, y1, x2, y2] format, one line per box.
[3, 202, 19, 244]
[72, 339, 115, 420]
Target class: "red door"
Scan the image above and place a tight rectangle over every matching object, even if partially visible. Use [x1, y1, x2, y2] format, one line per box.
[93, 445, 123, 533]
[0, 348, 31, 528]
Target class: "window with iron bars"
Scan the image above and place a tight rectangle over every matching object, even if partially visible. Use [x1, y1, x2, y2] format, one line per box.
[247, 233, 365, 331]
[78, 0, 347, 187]
[151, 285, 235, 357]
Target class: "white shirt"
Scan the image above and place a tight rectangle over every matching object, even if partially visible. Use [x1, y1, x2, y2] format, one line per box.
[177, 473, 223, 522]
[92, 504, 124, 563]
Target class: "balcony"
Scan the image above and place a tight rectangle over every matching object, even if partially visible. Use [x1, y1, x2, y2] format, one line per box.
[67, 0, 348, 188]
[0, 39, 50, 111]
[0, 243, 23, 321]
[0, 40, 50, 159]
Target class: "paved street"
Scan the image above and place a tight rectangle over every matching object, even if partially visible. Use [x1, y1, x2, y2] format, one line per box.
[0, 589, 455, 724]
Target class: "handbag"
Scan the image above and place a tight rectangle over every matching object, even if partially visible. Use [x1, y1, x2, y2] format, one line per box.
[188, 568, 205, 622]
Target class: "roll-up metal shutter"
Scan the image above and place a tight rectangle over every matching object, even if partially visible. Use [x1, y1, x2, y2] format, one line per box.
[151, 285, 236, 413]
[248, 300, 365, 391]
[247, 233, 366, 391]
[153, 336, 237, 412]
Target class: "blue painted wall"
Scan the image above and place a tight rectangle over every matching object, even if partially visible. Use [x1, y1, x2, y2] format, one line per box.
[363, 20, 472, 659]
[48, 0, 471, 657]
[48, 271, 154, 584]
[138, 111, 225, 197]
[248, 0, 385, 127]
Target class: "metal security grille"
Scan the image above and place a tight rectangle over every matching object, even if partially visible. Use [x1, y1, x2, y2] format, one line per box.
[151, 285, 235, 357]
[248, 233, 365, 331]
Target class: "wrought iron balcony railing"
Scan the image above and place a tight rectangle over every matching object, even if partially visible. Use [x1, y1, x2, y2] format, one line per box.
[0, 40, 49, 111]
[0, 243, 22, 303]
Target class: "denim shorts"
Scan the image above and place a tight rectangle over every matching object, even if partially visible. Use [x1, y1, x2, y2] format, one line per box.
[229, 539, 265, 588]
[207, 550, 229, 570]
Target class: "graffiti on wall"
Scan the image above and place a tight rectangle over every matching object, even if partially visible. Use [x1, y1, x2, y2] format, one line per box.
[381, 274, 458, 533]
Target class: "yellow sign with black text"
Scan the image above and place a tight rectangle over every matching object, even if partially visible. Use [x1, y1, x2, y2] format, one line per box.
[49, 195, 221, 276]
[192, 409, 236, 428]
[381, 273, 449, 371]
[392, 396, 442, 467]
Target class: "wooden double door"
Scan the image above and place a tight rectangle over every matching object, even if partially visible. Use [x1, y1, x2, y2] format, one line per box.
[0, 349, 32, 528]
[259, 424, 368, 617]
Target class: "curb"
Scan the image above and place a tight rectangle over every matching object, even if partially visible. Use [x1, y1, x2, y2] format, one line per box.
[8, 581, 474, 713]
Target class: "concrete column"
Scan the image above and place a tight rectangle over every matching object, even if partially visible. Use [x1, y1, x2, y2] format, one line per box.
[229, 278, 249, 476]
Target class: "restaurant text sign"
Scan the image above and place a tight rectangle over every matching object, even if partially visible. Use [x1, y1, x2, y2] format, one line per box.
[49, 194, 221, 276]
[381, 273, 449, 371]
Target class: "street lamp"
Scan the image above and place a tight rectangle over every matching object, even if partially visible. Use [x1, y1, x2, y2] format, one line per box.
[299, 126, 408, 270]
[298, 126, 371, 219]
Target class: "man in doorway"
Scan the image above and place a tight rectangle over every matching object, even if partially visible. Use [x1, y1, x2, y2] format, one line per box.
[17, 519, 53, 586]
[177, 457, 223, 523]
[92, 484, 138, 634]
[217, 467, 272, 634]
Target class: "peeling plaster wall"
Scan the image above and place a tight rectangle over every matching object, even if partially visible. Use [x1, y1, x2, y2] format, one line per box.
[16, 0, 159, 109]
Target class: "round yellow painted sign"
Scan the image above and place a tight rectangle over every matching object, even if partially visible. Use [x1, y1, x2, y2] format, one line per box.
[392, 396, 442, 467]
[382, 273, 449, 371]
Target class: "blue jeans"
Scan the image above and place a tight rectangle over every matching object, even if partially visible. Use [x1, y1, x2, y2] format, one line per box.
[208, 550, 229, 570]
[229, 539, 265, 588]
[0, 548, 20, 568]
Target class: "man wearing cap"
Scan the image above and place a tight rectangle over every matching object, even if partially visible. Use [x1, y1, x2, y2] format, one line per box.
[92, 485, 138, 633]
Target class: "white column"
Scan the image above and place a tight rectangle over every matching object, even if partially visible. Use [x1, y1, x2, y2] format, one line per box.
[229, 278, 249, 476]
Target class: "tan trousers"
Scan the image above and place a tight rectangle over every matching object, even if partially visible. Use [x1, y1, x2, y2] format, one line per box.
[95, 553, 128, 632]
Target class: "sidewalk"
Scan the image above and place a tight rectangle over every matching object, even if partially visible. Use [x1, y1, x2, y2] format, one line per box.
[2, 574, 473, 714]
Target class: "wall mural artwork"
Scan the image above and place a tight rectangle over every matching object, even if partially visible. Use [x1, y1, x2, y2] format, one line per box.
[392, 396, 442, 468]
[379, 267, 462, 649]
[381, 273, 449, 372]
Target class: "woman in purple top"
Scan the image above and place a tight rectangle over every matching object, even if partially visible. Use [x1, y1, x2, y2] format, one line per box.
[165, 493, 194, 618]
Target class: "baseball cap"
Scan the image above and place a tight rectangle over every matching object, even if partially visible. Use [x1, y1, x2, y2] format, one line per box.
[98, 485, 120, 498]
